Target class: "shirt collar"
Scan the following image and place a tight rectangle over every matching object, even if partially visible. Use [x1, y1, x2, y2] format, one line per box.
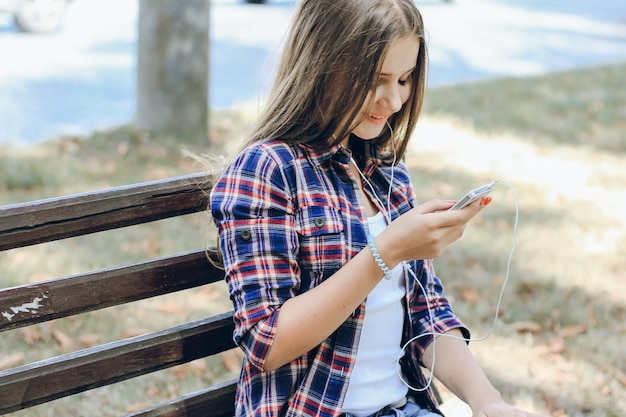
[298, 136, 385, 170]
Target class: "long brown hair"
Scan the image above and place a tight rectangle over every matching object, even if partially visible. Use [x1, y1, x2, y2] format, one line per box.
[246, 0, 427, 161]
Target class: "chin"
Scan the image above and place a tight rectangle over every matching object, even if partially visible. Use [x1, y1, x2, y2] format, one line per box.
[352, 127, 385, 141]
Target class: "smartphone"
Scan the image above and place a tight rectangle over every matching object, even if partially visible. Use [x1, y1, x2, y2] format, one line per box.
[448, 182, 495, 211]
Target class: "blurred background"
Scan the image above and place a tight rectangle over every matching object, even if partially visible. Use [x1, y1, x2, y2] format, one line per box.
[0, 0, 625, 144]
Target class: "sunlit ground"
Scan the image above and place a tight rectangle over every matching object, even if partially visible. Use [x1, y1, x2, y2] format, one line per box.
[406, 114, 626, 415]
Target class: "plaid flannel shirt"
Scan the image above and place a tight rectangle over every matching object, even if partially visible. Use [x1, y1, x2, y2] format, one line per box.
[210, 139, 469, 417]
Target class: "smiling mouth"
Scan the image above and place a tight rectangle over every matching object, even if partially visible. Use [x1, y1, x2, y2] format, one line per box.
[369, 114, 388, 124]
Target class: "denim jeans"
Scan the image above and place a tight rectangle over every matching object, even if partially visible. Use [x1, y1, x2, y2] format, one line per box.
[340, 398, 441, 417]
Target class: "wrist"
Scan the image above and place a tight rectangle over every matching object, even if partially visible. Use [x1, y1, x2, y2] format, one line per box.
[367, 234, 393, 280]
[468, 389, 503, 413]
[369, 233, 400, 271]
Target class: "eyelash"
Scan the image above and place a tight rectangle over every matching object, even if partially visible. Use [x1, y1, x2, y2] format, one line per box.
[378, 76, 411, 87]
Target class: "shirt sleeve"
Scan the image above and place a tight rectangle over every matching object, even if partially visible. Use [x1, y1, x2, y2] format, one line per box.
[401, 170, 470, 362]
[210, 144, 299, 372]
[408, 258, 471, 363]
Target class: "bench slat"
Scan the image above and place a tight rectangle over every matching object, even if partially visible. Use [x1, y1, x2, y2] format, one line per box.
[0, 312, 235, 415]
[0, 173, 239, 415]
[125, 380, 237, 417]
[0, 249, 221, 333]
[0, 173, 213, 251]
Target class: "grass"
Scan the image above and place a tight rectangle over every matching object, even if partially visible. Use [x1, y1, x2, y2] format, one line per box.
[1, 61, 625, 416]
[424, 63, 626, 153]
[413, 62, 626, 416]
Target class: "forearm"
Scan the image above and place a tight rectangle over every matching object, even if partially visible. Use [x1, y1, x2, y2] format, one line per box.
[423, 328, 502, 411]
[263, 200, 486, 372]
[263, 246, 384, 372]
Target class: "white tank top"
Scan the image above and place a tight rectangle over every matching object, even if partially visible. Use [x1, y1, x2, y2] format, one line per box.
[341, 212, 408, 416]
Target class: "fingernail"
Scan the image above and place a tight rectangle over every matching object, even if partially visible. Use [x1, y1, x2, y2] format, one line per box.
[482, 197, 492, 206]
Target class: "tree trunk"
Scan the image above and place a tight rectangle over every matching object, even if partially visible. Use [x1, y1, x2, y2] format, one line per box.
[135, 0, 209, 142]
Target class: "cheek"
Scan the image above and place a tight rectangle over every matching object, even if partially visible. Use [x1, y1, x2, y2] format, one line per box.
[361, 92, 374, 112]
[354, 94, 374, 121]
[400, 85, 412, 104]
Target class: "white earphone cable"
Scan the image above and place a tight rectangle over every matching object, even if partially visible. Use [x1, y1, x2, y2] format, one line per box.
[397, 179, 519, 392]
[348, 125, 519, 393]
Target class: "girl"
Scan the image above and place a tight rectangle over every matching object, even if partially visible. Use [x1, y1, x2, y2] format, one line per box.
[210, 1, 546, 416]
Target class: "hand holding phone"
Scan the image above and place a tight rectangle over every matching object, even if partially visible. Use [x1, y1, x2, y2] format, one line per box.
[448, 181, 496, 210]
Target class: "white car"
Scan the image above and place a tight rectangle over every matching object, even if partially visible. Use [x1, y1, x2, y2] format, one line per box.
[0, 0, 71, 33]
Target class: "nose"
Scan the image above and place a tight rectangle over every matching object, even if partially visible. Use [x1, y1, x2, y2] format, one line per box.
[379, 84, 404, 114]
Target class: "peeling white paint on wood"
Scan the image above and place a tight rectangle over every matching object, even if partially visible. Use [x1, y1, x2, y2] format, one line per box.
[1, 293, 49, 322]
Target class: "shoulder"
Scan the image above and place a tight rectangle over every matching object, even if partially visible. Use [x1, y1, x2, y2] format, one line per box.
[215, 139, 307, 196]
[378, 157, 412, 187]
[391, 159, 411, 181]
[226, 140, 301, 173]
[249, 139, 300, 162]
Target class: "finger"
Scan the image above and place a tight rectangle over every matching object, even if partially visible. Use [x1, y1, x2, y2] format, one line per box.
[434, 198, 489, 227]
[459, 195, 492, 215]
[414, 199, 456, 214]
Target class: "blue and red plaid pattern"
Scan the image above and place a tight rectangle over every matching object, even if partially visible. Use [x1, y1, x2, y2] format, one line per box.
[210, 139, 469, 417]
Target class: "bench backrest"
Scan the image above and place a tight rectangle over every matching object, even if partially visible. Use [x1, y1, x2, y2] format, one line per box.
[0, 173, 237, 417]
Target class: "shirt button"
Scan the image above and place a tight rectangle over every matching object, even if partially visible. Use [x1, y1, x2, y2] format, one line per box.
[314, 217, 326, 228]
[240, 229, 252, 240]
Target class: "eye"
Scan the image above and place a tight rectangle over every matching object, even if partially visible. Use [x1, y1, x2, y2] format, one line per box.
[398, 72, 413, 86]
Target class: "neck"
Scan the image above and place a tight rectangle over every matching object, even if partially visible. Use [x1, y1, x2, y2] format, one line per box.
[350, 157, 381, 218]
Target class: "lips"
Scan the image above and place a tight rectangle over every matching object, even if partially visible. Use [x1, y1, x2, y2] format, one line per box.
[368, 114, 389, 125]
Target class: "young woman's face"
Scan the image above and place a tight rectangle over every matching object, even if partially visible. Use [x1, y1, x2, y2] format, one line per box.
[349, 35, 420, 141]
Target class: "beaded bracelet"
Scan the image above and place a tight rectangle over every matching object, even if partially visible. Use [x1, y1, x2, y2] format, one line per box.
[367, 234, 393, 280]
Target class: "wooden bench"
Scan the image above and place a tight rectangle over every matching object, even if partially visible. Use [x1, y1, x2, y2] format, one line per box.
[0, 171, 448, 417]
[0, 172, 238, 417]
